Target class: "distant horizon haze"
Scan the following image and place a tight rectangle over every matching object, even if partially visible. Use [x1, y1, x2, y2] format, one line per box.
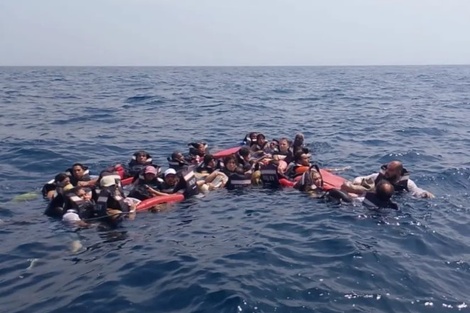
[1, 0, 469, 66]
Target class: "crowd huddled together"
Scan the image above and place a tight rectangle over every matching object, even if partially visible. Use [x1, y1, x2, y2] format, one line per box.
[42, 132, 434, 228]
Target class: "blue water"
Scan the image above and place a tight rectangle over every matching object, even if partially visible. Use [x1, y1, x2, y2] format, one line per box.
[1, 66, 470, 313]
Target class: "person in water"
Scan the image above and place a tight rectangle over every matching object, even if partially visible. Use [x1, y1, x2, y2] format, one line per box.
[346, 160, 434, 198]
[128, 166, 168, 200]
[236, 147, 254, 173]
[42, 163, 94, 199]
[251, 133, 269, 155]
[62, 187, 96, 227]
[196, 154, 223, 174]
[291, 133, 306, 155]
[294, 166, 325, 197]
[287, 151, 312, 179]
[156, 168, 181, 194]
[168, 151, 189, 171]
[44, 173, 75, 217]
[272, 138, 294, 164]
[360, 180, 398, 209]
[127, 150, 153, 177]
[188, 142, 208, 163]
[67, 163, 97, 187]
[96, 176, 136, 227]
[222, 155, 254, 189]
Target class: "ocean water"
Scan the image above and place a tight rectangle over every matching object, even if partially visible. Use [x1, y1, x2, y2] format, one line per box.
[0, 66, 469, 313]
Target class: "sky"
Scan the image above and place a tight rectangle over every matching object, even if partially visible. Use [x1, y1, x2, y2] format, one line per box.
[1, 0, 470, 66]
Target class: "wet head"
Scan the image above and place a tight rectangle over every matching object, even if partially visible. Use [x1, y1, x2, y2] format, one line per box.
[204, 154, 216, 168]
[72, 163, 85, 179]
[224, 156, 238, 172]
[376, 181, 395, 201]
[136, 151, 149, 164]
[385, 160, 403, 182]
[297, 152, 311, 166]
[239, 147, 251, 161]
[311, 170, 323, 187]
[256, 133, 266, 146]
[278, 138, 290, 152]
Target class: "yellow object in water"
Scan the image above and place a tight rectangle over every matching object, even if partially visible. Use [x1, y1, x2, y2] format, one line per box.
[12, 192, 39, 202]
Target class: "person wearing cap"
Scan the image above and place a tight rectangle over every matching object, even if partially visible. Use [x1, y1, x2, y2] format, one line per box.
[127, 150, 154, 178]
[128, 165, 169, 200]
[156, 168, 181, 194]
[95, 175, 135, 227]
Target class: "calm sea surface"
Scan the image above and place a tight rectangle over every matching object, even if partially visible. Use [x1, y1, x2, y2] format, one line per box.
[0, 66, 469, 313]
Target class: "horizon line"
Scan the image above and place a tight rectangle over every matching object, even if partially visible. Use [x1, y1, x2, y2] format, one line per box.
[1, 63, 469, 67]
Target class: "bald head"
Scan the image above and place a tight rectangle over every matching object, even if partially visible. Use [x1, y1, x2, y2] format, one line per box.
[388, 161, 403, 171]
[384, 160, 404, 181]
[376, 181, 395, 201]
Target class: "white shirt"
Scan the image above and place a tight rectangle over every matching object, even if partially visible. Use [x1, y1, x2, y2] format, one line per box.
[353, 173, 428, 197]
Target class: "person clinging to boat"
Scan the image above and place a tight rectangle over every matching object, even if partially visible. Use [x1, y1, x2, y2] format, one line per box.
[167, 151, 189, 171]
[128, 165, 168, 200]
[95, 175, 136, 227]
[127, 150, 154, 177]
[67, 163, 97, 187]
[188, 142, 208, 164]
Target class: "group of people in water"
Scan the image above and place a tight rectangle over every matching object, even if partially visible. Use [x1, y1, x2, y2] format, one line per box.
[42, 132, 435, 228]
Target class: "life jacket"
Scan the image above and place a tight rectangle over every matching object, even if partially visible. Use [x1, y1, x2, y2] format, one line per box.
[223, 170, 252, 190]
[363, 192, 398, 210]
[167, 156, 190, 171]
[65, 166, 91, 186]
[65, 193, 96, 220]
[294, 164, 323, 193]
[44, 193, 66, 218]
[241, 132, 259, 146]
[128, 154, 153, 177]
[174, 168, 199, 198]
[374, 164, 410, 192]
[252, 141, 269, 152]
[325, 188, 353, 203]
[187, 143, 208, 164]
[292, 144, 308, 156]
[260, 162, 280, 187]
[273, 150, 294, 164]
[196, 159, 223, 174]
[158, 182, 177, 194]
[293, 165, 310, 178]
[42, 179, 56, 198]
[128, 176, 164, 200]
[236, 153, 252, 172]
[95, 186, 130, 224]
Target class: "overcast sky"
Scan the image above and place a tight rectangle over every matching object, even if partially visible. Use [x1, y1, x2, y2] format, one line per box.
[1, 0, 469, 66]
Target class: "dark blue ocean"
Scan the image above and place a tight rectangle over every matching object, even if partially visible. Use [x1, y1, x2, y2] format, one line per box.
[1, 66, 469, 313]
